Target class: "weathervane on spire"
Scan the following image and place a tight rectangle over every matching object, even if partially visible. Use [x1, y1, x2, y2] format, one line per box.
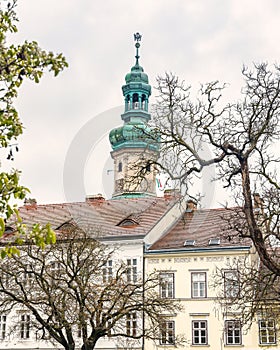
[134, 32, 142, 42]
[133, 32, 142, 65]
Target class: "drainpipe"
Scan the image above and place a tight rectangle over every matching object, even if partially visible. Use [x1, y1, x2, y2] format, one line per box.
[142, 242, 145, 350]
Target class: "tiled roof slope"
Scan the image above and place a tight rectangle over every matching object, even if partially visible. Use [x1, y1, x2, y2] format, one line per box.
[148, 208, 252, 251]
[17, 196, 178, 238]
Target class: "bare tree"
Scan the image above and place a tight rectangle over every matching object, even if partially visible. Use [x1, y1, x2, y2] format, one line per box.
[151, 64, 280, 277]
[0, 229, 183, 350]
[212, 253, 280, 329]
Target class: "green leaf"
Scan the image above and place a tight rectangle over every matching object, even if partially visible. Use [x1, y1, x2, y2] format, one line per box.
[0, 250, 7, 259]
[0, 0, 67, 256]
[0, 218, 5, 236]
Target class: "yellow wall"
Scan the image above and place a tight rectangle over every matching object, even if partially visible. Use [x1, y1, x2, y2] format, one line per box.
[145, 248, 276, 350]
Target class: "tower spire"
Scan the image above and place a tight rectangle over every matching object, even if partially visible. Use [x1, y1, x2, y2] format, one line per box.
[109, 33, 159, 199]
[134, 32, 142, 66]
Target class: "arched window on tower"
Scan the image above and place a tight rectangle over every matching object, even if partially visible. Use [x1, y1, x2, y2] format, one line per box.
[141, 94, 146, 110]
[118, 162, 123, 172]
[132, 93, 139, 109]
[125, 95, 130, 111]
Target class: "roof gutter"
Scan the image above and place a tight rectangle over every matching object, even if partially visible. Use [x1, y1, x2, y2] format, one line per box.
[144, 245, 252, 255]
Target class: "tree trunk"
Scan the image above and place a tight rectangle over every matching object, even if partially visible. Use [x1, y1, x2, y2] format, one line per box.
[240, 159, 280, 276]
[81, 337, 99, 350]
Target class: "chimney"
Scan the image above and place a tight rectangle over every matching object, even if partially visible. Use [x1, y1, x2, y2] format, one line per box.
[163, 188, 180, 200]
[24, 198, 37, 209]
[186, 199, 197, 212]
[86, 194, 105, 204]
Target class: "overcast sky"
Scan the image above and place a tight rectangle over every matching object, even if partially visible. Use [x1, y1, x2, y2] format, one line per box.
[8, 0, 280, 207]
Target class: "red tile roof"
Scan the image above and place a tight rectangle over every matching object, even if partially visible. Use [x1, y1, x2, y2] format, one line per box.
[17, 196, 178, 238]
[148, 207, 252, 251]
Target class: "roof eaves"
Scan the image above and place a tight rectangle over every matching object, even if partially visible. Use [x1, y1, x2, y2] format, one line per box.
[144, 245, 252, 255]
[100, 234, 146, 242]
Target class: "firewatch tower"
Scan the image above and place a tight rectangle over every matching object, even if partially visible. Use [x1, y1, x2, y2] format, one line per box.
[109, 33, 159, 198]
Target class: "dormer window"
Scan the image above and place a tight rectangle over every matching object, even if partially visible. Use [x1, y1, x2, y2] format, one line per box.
[184, 239, 195, 246]
[208, 238, 220, 246]
[4, 226, 14, 234]
[117, 218, 139, 228]
[56, 221, 76, 232]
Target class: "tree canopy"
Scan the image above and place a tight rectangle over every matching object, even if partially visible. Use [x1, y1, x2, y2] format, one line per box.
[0, 0, 68, 252]
[151, 64, 280, 321]
[0, 229, 183, 350]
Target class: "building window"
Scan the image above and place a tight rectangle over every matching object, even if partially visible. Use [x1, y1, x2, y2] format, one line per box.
[20, 314, 30, 339]
[102, 260, 113, 283]
[126, 313, 137, 337]
[160, 321, 175, 345]
[77, 326, 82, 338]
[159, 273, 174, 298]
[126, 258, 137, 283]
[1, 271, 9, 288]
[225, 320, 242, 345]
[224, 270, 239, 298]
[23, 264, 33, 287]
[104, 317, 112, 337]
[49, 261, 62, 278]
[192, 320, 207, 345]
[259, 320, 276, 344]
[118, 162, 122, 172]
[191, 272, 207, 298]
[100, 312, 113, 337]
[0, 315, 6, 339]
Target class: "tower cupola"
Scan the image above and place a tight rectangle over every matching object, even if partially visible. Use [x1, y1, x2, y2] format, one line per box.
[122, 32, 151, 119]
[109, 33, 159, 199]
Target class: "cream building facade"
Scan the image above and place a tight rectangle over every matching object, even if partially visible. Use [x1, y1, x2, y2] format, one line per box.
[145, 206, 277, 350]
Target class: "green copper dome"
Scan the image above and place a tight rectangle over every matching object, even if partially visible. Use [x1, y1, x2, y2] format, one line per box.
[109, 33, 159, 152]
[125, 63, 149, 84]
[109, 120, 159, 151]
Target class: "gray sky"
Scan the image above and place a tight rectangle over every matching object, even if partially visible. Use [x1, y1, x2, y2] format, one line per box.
[9, 0, 280, 206]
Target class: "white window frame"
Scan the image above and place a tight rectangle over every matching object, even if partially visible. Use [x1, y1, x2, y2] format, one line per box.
[49, 261, 62, 278]
[224, 270, 239, 298]
[160, 273, 174, 298]
[259, 319, 276, 345]
[102, 260, 113, 283]
[192, 320, 208, 345]
[191, 272, 207, 298]
[1, 271, 10, 288]
[0, 315, 6, 339]
[160, 320, 175, 345]
[22, 264, 33, 287]
[225, 320, 242, 345]
[126, 258, 137, 283]
[20, 314, 31, 339]
[126, 312, 137, 337]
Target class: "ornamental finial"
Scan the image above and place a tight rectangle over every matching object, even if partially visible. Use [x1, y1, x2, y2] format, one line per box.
[134, 32, 142, 42]
[133, 32, 141, 65]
